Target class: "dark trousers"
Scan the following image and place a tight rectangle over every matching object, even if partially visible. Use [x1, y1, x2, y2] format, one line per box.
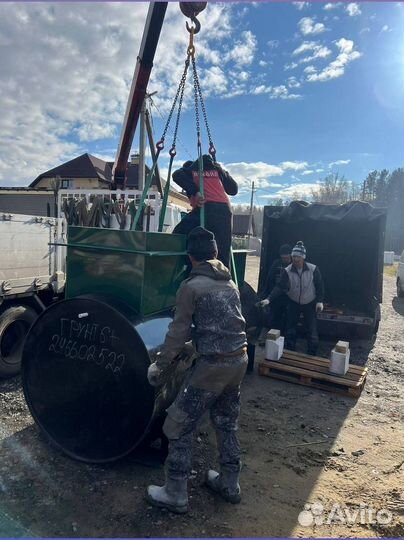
[286, 300, 319, 356]
[263, 295, 288, 335]
[172, 202, 232, 268]
[163, 354, 248, 481]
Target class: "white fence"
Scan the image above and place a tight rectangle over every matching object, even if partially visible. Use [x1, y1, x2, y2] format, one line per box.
[57, 189, 183, 233]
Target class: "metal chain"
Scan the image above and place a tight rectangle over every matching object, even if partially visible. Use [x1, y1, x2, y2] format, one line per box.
[192, 55, 201, 147]
[170, 57, 189, 152]
[149, 98, 193, 160]
[158, 56, 190, 146]
[191, 55, 214, 149]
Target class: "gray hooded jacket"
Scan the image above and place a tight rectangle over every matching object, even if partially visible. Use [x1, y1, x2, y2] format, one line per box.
[159, 260, 246, 365]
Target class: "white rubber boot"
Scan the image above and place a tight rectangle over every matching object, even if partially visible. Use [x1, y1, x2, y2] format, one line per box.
[205, 469, 241, 504]
[147, 478, 188, 514]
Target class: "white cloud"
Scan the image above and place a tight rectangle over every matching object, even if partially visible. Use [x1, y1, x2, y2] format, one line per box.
[269, 86, 301, 100]
[200, 66, 228, 94]
[266, 183, 284, 189]
[270, 182, 320, 199]
[250, 85, 301, 100]
[224, 161, 284, 189]
[0, 3, 258, 184]
[224, 30, 257, 67]
[359, 27, 371, 35]
[306, 38, 361, 82]
[300, 48, 332, 63]
[251, 85, 268, 95]
[287, 76, 301, 88]
[293, 41, 318, 55]
[259, 60, 268, 67]
[304, 65, 316, 74]
[293, 41, 332, 63]
[346, 3, 361, 17]
[221, 87, 246, 99]
[298, 17, 327, 36]
[323, 3, 342, 10]
[381, 25, 392, 33]
[292, 2, 309, 10]
[280, 161, 308, 171]
[337, 38, 356, 55]
[267, 39, 280, 49]
[222, 160, 311, 189]
[329, 159, 351, 167]
[301, 170, 314, 175]
[76, 122, 116, 143]
[284, 62, 299, 71]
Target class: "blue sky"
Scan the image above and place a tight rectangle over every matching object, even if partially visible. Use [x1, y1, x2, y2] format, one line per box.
[0, 2, 403, 205]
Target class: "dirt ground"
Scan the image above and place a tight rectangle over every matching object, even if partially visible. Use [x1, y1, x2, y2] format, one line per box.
[0, 257, 403, 538]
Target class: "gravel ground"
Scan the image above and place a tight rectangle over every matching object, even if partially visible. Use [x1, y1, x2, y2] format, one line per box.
[0, 257, 403, 538]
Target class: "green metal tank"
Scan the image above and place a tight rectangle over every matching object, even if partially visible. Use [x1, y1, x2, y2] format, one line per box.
[21, 226, 251, 463]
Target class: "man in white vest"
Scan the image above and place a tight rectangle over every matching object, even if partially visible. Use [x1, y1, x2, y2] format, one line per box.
[258, 241, 324, 355]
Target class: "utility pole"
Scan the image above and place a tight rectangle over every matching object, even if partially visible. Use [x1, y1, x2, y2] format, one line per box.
[248, 180, 256, 240]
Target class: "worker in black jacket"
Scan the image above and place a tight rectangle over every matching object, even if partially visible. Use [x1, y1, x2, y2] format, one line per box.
[258, 241, 324, 355]
[258, 244, 291, 343]
[172, 154, 238, 268]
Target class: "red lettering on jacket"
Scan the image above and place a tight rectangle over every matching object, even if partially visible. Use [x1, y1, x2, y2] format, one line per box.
[190, 170, 229, 208]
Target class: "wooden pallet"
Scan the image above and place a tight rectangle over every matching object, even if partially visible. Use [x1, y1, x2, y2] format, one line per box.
[258, 349, 367, 398]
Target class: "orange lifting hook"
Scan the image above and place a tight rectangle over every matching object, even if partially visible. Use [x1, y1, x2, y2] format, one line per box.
[179, 2, 207, 34]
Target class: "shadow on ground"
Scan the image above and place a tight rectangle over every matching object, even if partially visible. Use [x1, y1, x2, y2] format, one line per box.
[0, 352, 367, 539]
[392, 296, 404, 316]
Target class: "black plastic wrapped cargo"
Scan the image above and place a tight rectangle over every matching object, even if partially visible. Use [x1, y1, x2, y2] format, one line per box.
[258, 201, 387, 338]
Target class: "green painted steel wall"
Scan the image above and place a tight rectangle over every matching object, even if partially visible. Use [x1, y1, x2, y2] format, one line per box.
[232, 250, 247, 286]
[66, 227, 188, 318]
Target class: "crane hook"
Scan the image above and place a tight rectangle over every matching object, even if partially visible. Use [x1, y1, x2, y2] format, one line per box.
[186, 15, 201, 35]
[179, 2, 207, 34]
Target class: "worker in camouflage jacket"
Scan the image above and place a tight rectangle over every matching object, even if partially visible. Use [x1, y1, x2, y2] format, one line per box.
[146, 227, 247, 514]
[258, 241, 324, 355]
[172, 154, 238, 268]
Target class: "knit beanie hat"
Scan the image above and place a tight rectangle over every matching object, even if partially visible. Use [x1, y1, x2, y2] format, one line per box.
[291, 241, 306, 259]
[279, 244, 292, 256]
[187, 226, 218, 260]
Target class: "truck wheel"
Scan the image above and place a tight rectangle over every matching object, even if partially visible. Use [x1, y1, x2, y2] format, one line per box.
[397, 279, 404, 298]
[0, 306, 37, 378]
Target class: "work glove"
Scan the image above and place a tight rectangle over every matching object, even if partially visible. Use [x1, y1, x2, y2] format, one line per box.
[147, 362, 163, 387]
[316, 302, 324, 313]
[256, 299, 270, 308]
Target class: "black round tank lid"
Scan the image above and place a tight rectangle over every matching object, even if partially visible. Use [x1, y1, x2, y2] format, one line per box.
[22, 297, 156, 463]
